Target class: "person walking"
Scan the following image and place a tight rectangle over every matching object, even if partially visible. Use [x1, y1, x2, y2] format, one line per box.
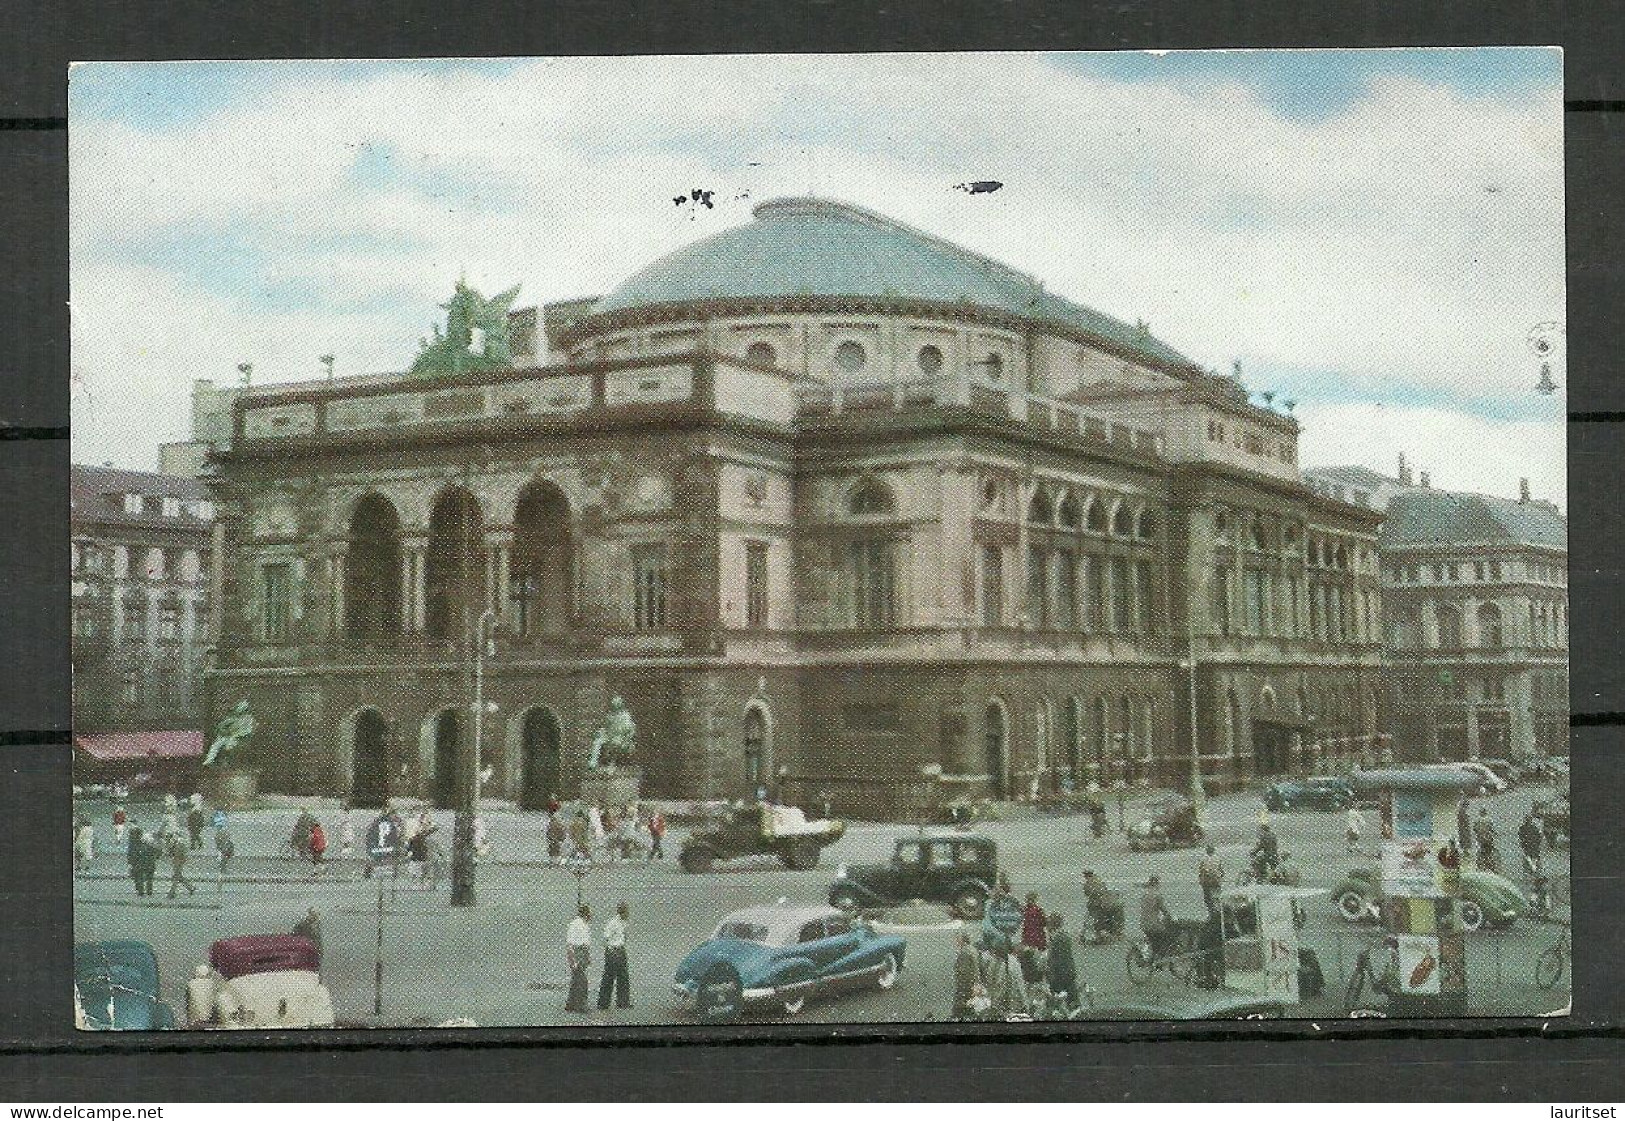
[647, 808, 667, 861]
[597, 902, 632, 1011]
[565, 905, 593, 1013]
[1345, 805, 1367, 855]
[1197, 845, 1224, 911]
[187, 800, 206, 851]
[214, 822, 235, 876]
[1474, 809, 1501, 874]
[546, 811, 566, 864]
[1519, 810, 1545, 877]
[164, 829, 196, 899]
[74, 817, 96, 874]
[952, 932, 980, 1020]
[1139, 875, 1173, 962]
[587, 804, 606, 855]
[980, 942, 1029, 1019]
[569, 811, 591, 861]
[112, 804, 128, 847]
[127, 826, 153, 897]
[308, 819, 328, 876]
[1044, 914, 1079, 1013]
[1019, 892, 1047, 982]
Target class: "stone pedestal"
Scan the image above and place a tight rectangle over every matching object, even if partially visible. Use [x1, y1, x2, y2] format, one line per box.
[579, 766, 642, 809]
[201, 766, 261, 809]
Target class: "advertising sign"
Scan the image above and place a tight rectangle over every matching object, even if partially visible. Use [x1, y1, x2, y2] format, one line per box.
[366, 814, 400, 861]
[1392, 791, 1434, 839]
[1381, 837, 1440, 898]
[1396, 933, 1442, 996]
[1258, 894, 1300, 1004]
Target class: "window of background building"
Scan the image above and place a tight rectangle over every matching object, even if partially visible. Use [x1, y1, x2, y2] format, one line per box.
[632, 544, 669, 629]
[121, 672, 139, 704]
[1489, 561, 1502, 580]
[144, 548, 165, 581]
[745, 542, 768, 628]
[123, 493, 143, 515]
[1245, 569, 1267, 634]
[981, 545, 1004, 627]
[112, 546, 128, 578]
[849, 539, 896, 628]
[162, 496, 180, 518]
[981, 353, 1004, 382]
[82, 546, 104, 574]
[1085, 555, 1104, 632]
[916, 344, 943, 376]
[1211, 566, 1231, 635]
[1111, 557, 1132, 631]
[260, 562, 293, 642]
[1135, 560, 1153, 632]
[73, 610, 98, 638]
[158, 606, 180, 642]
[834, 340, 867, 375]
[1026, 546, 1048, 628]
[124, 611, 145, 642]
[746, 341, 777, 367]
[1055, 551, 1077, 630]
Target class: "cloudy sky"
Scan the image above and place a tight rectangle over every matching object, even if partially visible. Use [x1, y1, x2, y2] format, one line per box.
[69, 50, 1565, 506]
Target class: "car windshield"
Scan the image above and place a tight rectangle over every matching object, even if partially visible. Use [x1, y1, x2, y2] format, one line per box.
[715, 922, 769, 943]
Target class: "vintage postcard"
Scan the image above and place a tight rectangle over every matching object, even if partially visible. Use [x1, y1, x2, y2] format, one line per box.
[68, 50, 1567, 1030]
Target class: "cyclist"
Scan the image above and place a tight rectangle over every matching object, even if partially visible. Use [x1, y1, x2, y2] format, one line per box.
[1250, 824, 1279, 881]
[1139, 875, 1174, 962]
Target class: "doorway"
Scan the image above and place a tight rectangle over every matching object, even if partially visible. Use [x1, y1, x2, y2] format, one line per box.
[984, 701, 1008, 799]
[352, 709, 389, 808]
[433, 709, 461, 809]
[520, 707, 561, 810]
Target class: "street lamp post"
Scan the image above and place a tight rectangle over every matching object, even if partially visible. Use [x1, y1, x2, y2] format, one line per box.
[450, 608, 496, 907]
[1182, 640, 1208, 827]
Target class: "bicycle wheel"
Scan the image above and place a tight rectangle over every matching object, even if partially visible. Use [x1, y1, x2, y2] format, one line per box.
[1344, 953, 1369, 1010]
[1535, 944, 1567, 990]
[1126, 944, 1153, 985]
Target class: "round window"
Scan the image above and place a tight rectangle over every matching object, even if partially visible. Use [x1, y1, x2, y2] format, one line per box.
[834, 340, 867, 374]
[746, 341, 777, 367]
[917, 344, 944, 376]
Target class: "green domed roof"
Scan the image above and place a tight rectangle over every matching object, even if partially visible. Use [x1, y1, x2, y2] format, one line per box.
[590, 197, 1195, 369]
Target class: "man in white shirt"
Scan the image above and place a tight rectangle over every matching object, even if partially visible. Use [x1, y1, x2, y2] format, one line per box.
[1346, 805, 1368, 854]
[565, 905, 593, 1013]
[597, 902, 632, 1011]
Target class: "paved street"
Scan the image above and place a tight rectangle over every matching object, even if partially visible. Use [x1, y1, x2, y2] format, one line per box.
[73, 783, 1571, 1027]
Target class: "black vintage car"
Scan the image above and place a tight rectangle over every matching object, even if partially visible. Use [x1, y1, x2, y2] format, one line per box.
[828, 834, 999, 919]
[1261, 776, 1355, 812]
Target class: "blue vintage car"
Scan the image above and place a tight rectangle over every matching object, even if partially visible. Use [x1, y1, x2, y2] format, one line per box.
[74, 940, 177, 1030]
[672, 903, 906, 1019]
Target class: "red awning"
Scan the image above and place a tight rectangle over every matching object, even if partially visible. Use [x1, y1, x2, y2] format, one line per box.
[74, 730, 204, 762]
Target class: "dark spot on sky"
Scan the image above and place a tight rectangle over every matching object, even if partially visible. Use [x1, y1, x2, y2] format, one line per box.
[673, 188, 715, 209]
[954, 180, 1004, 195]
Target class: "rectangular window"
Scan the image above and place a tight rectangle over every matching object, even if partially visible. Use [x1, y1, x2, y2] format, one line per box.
[1211, 566, 1231, 635]
[1111, 557, 1132, 632]
[1026, 546, 1048, 629]
[162, 496, 180, 518]
[745, 541, 769, 628]
[158, 607, 180, 642]
[261, 562, 292, 642]
[632, 544, 669, 629]
[850, 539, 896, 628]
[124, 611, 145, 642]
[1289, 578, 1301, 637]
[1135, 560, 1153, 633]
[981, 545, 1003, 627]
[1085, 555, 1105, 632]
[1054, 551, 1076, 630]
[1473, 562, 1484, 581]
[1245, 570, 1266, 634]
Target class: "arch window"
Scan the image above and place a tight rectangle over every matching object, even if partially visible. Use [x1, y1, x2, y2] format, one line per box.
[916, 344, 944, 376]
[1027, 489, 1053, 524]
[744, 706, 768, 793]
[745, 341, 778, 367]
[1136, 509, 1157, 540]
[834, 340, 868, 375]
[1111, 503, 1133, 537]
[1435, 605, 1463, 649]
[1086, 499, 1109, 534]
[1057, 494, 1080, 529]
[425, 487, 484, 641]
[848, 478, 895, 516]
[1476, 603, 1503, 648]
[511, 482, 572, 637]
[346, 495, 404, 639]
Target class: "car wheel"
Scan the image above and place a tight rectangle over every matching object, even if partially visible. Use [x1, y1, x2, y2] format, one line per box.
[1337, 889, 1371, 923]
[954, 888, 987, 919]
[1459, 900, 1486, 932]
[875, 953, 899, 991]
[831, 889, 862, 913]
[679, 846, 714, 874]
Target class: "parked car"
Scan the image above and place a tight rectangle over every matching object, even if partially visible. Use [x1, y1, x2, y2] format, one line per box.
[1127, 795, 1204, 851]
[74, 940, 177, 1030]
[672, 903, 906, 1019]
[1478, 759, 1521, 788]
[828, 833, 999, 919]
[1331, 866, 1523, 931]
[191, 934, 334, 1028]
[1261, 777, 1355, 812]
[1424, 762, 1506, 796]
[679, 802, 846, 873]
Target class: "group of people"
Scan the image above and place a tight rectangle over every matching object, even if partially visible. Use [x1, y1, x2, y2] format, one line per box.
[544, 799, 667, 865]
[952, 882, 1082, 1020]
[564, 902, 634, 1014]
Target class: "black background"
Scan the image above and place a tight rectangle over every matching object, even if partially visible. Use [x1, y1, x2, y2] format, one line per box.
[3, 0, 1620, 1100]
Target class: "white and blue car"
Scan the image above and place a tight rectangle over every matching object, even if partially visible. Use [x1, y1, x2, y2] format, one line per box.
[673, 903, 906, 1019]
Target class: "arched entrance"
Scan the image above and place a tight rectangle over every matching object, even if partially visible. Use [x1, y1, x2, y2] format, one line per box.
[520, 707, 561, 810]
[352, 709, 389, 808]
[346, 494, 402, 638]
[432, 709, 461, 809]
[743, 704, 770, 797]
[511, 483, 573, 637]
[984, 701, 1008, 799]
[425, 487, 484, 642]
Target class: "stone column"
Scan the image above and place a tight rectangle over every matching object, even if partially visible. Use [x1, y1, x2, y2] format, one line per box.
[485, 528, 513, 621]
[401, 534, 429, 633]
[327, 544, 347, 636]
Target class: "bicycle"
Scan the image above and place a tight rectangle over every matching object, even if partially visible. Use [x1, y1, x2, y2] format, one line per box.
[1126, 922, 1205, 987]
[1535, 925, 1571, 990]
[1344, 938, 1398, 1016]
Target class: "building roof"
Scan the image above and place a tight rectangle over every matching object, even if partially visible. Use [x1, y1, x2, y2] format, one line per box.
[588, 197, 1197, 370]
[1381, 488, 1567, 551]
[72, 464, 213, 530]
[74, 730, 204, 762]
[1306, 464, 1394, 490]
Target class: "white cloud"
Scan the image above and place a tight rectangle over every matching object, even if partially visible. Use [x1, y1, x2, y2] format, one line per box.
[69, 52, 1565, 498]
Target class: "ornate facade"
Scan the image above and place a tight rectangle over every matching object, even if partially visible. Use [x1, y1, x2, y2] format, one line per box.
[206, 198, 1381, 818]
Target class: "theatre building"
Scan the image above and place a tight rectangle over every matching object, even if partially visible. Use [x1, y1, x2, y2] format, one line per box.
[205, 197, 1382, 818]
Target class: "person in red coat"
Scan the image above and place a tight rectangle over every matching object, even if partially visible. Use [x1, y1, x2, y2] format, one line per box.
[308, 820, 327, 874]
[1019, 892, 1048, 982]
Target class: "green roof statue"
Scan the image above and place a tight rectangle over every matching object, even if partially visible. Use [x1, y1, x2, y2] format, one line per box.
[408, 278, 522, 378]
[588, 695, 637, 772]
[204, 700, 256, 767]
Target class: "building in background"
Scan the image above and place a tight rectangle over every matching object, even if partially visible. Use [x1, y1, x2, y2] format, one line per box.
[203, 197, 1382, 817]
[1307, 462, 1568, 764]
[72, 466, 215, 782]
